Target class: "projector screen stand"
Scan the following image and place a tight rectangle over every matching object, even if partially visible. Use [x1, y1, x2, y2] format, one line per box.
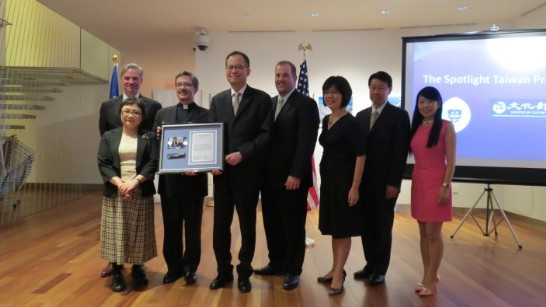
[450, 183, 522, 249]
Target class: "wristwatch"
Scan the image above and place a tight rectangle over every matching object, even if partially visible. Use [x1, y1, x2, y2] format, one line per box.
[442, 182, 450, 187]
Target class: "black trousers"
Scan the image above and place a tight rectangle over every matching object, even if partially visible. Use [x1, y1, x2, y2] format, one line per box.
[360, 189, 397, 275]
[261, 186, 308, 275]
[212, 183, 259, 279]
[161, 195, 204, 274]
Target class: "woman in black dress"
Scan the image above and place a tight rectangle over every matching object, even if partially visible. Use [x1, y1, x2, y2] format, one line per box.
[317, 76, 366, 295]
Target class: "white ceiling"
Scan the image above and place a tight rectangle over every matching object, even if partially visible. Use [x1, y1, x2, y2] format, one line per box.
[37, 0, 546, 53]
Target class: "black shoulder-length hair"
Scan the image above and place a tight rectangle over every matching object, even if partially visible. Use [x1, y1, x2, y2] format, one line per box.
[322, 76, 352, 107]
[410, 86, 443, 148]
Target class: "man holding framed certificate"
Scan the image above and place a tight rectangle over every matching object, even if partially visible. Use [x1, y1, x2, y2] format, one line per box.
[153, 71, 211, 285]
[209, 51, 273, 293]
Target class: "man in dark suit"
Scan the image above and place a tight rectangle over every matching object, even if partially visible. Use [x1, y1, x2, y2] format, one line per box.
[254, 61, 319, 290]
[153, 71, 210, 285]
[209, 51, 273, 293]
[99, 63, 162, 135]
[97, 62, 162, 278]
[354, 71, 411, 285]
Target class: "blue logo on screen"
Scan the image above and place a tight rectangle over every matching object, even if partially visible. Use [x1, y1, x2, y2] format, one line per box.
[490, 99, 546, 118]
[447, 109, 462, 123]
[442, 97, 471, 133]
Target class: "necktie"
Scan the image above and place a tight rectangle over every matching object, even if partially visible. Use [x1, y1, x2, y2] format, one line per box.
[275, 97, 284, 119]
[232, 92, 241, 114]
[370, 110, 378, 129]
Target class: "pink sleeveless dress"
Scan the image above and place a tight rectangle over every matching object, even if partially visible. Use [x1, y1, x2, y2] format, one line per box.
[410, 120, 452, 222]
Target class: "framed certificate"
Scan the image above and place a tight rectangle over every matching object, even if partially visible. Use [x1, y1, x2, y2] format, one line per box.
[158, 123, 223, 174]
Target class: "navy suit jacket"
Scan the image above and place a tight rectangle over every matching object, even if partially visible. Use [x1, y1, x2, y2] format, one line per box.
[209, 85, 273, 188]
[355, 102, 410, 191]
[99, 95, 162, 135]
[153, 103, 212, 198]
[264, 90, 320, 190]
[97, 128, 158, 197]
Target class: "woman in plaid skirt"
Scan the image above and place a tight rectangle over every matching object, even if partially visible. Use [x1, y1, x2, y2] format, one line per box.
[97, 97, 158, 292]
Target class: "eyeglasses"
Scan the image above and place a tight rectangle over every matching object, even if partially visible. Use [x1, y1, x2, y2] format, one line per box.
[121, 109, 142, 117]
[226, 65, 246, 71]
[175, 82, 194, 88]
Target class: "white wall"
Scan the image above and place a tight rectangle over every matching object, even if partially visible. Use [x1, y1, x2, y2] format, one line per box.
[194, 19, 546, 222]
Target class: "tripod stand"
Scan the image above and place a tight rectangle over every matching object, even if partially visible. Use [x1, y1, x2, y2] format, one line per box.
[450, 183, 522, 249]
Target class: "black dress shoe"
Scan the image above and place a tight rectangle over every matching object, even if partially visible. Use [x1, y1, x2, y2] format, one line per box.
[369, 274, 385, 286]
[254, 265, 283, 276]
[283, 274, 300, 290]
[184, 271, 197, 284]
[238, 277, 252, 293]
[101, 262, 114, 278]
[163, 271, 183, 284]
[112, 272, 126, 292]
[353, 267, 373, 279]
[131, 265, 149, 285]
[209, 275, 234, 290]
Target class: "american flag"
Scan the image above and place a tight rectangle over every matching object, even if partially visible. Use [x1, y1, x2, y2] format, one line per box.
[296, 60, 319, 210]
[296, 60, 309, 96]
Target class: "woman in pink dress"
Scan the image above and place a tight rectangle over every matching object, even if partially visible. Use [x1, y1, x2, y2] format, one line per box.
[410, 86, 456, 296]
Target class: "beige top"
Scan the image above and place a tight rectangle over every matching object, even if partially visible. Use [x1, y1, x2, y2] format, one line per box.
[119, 133, 138, 181]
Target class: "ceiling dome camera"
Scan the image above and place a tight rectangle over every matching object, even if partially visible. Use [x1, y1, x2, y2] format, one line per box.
[195, 29, 209, 51]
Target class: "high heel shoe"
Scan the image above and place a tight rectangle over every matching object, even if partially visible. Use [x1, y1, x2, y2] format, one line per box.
[418, 286, 436, 296]
[328, 270, 346, 296]
[415, 275, 440, 292]
[318, 270, 346, 284]
[329, 284, 344, 296]
[317, 276, 333, 283]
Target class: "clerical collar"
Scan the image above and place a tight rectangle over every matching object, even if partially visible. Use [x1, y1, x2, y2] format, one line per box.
[178, 102, 195, 110]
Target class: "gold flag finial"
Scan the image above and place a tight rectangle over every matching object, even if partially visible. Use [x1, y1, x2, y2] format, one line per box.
[112, 55, 119, 64]
[298, 42, 312, 59]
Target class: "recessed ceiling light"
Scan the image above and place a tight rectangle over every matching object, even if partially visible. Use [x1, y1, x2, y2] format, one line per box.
[457, 5, 468, 11]
[310, 12, 319, 17]
[381, 9, 390, 15]
[243, 12, 251, 18]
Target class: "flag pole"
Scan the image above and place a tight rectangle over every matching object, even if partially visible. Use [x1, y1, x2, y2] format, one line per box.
[297, 42, 317, 248]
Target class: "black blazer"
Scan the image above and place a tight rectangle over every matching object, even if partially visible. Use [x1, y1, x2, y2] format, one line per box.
[264, 90, 320, 190]
[99, 95, 162, 135]
[355, 102, 411, 191]
[97, 128, 158, 198]
[209, 85, 273, 188]
[153, 103, 212, 198]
